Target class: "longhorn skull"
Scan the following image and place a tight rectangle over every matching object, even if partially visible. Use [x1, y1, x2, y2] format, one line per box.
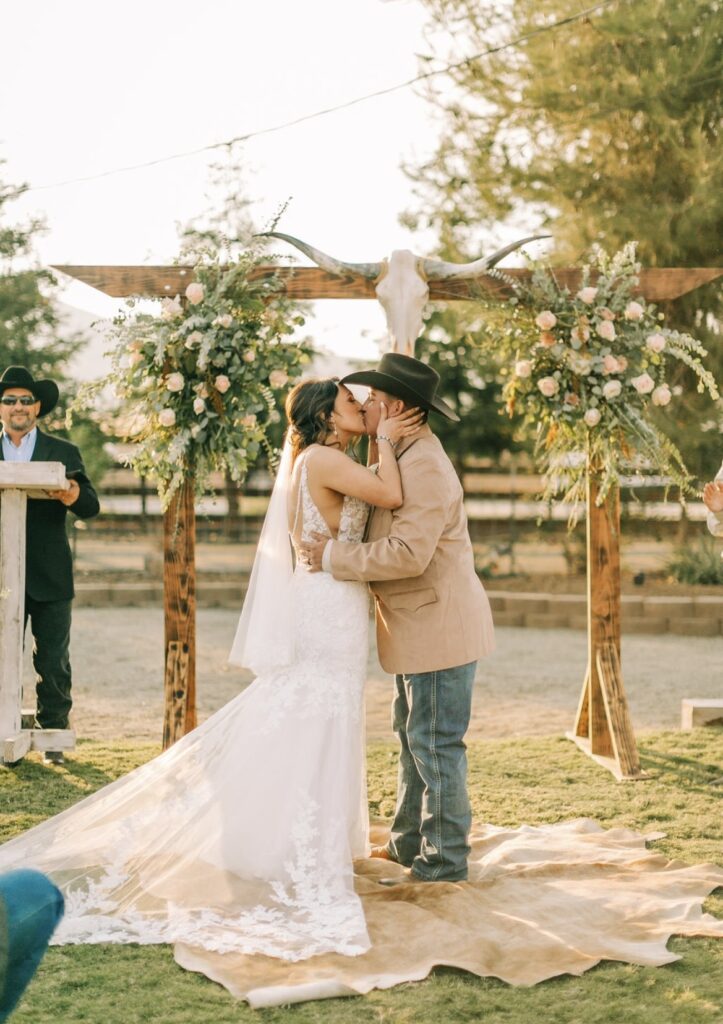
[260, 231, 549, 356]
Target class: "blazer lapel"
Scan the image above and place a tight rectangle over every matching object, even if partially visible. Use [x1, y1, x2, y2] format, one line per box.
[30, 428, 51, 462]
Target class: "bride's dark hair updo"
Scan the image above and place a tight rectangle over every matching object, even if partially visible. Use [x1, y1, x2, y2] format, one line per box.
[285, 377, 340, 462]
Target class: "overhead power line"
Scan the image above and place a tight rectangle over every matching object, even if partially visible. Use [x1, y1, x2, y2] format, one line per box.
[25, 0, 617, 193]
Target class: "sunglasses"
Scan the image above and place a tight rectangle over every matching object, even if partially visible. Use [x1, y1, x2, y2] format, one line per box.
[1, 396, 37, 406]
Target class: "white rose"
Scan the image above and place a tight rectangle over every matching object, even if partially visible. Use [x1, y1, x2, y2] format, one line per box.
[602, 380, 622, 400]
[596, 320, 616, 342]
[165, 372, 185, 393]
[577, 287, 598, 304]
[185, 282, 205, 305]
[269, 369, 288, 389]
[624, 301, 644, 321]
[213, 314, 233, 329]
[602, 354, 623, 375]
[158, 408, 176, 427]
[184, 331, 203, 349]
[631, 372, 655, 395]
[514, 359, 532, 378]
[241, 413, 257, 428]
[537, 376, 559, 398]
[535, 310, 557, 330]
[243, 350, 256, 363]
[193, 397, 206, 414]
[569, 353, 593, 376]
[645, 332, 666, 353]
[584, 408, 601, 427]
[214, 374, 231, 394]
[128, 351, 144, 367]
[160, 296, 182, 320]
[652, 384, 672, 406]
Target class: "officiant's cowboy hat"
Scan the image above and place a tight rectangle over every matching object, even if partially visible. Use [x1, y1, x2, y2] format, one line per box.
[0, 366, 59, 416]
[341, 353, 459, 422]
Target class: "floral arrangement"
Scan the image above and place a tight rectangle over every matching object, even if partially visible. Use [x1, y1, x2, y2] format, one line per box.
[89, 249, 310, 507]
[498, 243, 719, 510]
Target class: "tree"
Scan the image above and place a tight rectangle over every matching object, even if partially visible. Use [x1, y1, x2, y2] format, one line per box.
[0, 164, 111, 478]
[405, 0, 722, 477]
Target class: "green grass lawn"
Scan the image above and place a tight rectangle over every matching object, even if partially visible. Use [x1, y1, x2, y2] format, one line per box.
[2, 731, 721, 1024]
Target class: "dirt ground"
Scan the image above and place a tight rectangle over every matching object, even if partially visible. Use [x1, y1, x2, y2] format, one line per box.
[22, 608, 721, 745]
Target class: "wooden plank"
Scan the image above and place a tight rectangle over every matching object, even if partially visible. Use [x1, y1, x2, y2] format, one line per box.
[163, 480, 196, 748]
[595, 644, 642, 778]
[52, 264, 722, 302]
[0, 462, 68, 490]
[29, 728, 76, 753]
[163, 641, 189, 748]
[3, 732, 31, 765]
[0, 490, 27, 758]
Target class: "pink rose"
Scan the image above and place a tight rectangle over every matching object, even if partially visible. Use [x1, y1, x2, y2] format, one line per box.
[213, 314, 233, 329]
[165, 372, 184, 393]
[185, 282, 205, 305]
[158, 408, 176, 427]
[193, 397, 206, 415]
[631, 373, 655, 395]
[243, 350, 256, 363]
[577, 287, 598, 304]
[602, 354, 623, 375]
[269, 370, 289, 389]
[596, 306, 616, 320]
[564, 392, 580, 407]
[537, 376, 559, 398]
[128, 351, 144, 367]
[538, 331, 557, 348]
[602, 380, 622, 400]
[127, 339, 144, 352]
[570, 324, 590, 344]
[652, 384, 671, 406]
[514, 360, 532, 378]
[195, 382, 209, 398]
[241, 413, 257, 428]
[645, 332, 666, 353]
[616, 355, 628, 371]
[596, 320, 616, 342]
[214, 374, 231, 394]
[624, 301, 644, 321]
[569, 353, 593, 376]
[535, 310, 557, 330]
[584, 408, 601, 427]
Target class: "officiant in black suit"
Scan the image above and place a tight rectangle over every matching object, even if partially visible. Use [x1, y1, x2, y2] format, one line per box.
[0, 366, 100, 763]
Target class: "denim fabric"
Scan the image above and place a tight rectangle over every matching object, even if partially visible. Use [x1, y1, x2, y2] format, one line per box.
[24, 597, 73, 729]
[0, 870, 64, 1021]
[387, 661, 477, 881]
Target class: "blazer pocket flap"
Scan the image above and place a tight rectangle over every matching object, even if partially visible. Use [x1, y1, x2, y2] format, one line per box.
[386, 587, 438, 612]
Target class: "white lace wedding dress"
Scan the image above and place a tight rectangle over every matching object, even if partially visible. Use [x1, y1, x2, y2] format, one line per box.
[0, 458, 372, 962]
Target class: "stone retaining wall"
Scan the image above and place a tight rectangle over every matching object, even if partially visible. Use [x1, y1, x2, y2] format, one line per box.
[74, 582, 723, 637]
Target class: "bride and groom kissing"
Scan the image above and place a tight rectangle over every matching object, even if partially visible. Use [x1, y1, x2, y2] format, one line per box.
[0, 352, 494, 965]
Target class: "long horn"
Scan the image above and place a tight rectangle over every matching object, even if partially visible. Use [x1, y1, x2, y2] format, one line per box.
[422, 234, 551, 280]
[257, 232, 381, 280]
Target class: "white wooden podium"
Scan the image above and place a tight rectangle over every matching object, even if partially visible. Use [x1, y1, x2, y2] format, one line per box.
[0, 462, 76, 764]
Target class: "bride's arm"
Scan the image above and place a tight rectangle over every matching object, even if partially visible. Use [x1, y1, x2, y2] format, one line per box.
[310, 406, 421, 509]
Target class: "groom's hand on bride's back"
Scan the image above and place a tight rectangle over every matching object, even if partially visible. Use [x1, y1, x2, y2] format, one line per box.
[299, 532, 328, 572]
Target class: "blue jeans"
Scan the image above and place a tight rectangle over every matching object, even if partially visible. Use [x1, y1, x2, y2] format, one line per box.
[0, 870, 64, 1022]
[387, 661, 477, 881]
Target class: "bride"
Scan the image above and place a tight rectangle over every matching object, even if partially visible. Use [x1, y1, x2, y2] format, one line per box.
[0, 377, 421, 962]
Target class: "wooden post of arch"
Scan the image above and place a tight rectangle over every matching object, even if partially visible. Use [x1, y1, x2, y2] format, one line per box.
[54, 263, 721, 760]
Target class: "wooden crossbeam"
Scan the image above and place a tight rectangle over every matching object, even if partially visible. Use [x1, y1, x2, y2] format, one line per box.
[52, 264, 723, 302]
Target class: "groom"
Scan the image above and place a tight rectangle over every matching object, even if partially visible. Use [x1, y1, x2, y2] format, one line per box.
[301, 353, 495, 882]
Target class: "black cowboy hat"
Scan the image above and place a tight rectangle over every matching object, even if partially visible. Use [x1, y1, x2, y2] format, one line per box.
[341, 352, 459, 422]
[0, 366, 59, 417]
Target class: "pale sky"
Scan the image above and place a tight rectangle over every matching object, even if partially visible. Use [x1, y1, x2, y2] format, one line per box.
[2, 0, 464, 366]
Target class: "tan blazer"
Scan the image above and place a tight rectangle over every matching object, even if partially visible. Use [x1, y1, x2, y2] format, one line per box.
[329, 427, 495, 674]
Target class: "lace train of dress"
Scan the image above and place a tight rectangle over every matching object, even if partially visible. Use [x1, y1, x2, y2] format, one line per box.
[0, 461, 372, 961]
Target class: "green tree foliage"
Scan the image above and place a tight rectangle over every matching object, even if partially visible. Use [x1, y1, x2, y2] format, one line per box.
[0, 164, 111, 478]
[405, 0, 722, 478]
